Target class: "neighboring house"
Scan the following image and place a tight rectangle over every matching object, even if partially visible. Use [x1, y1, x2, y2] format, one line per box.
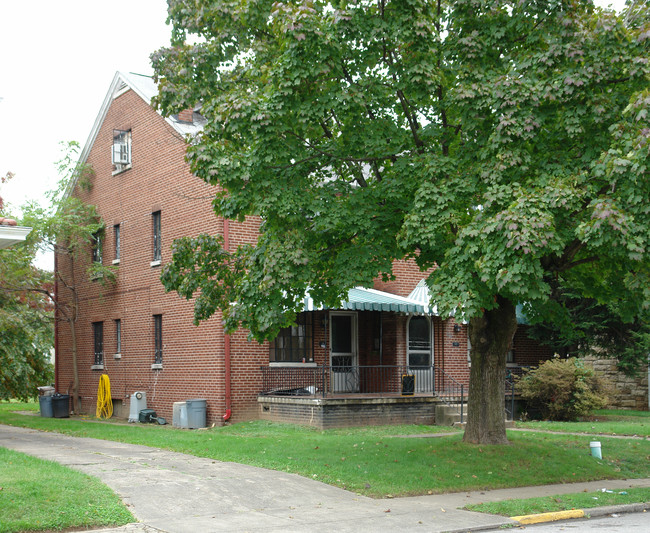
[55, 72, 553, 428]
[0, 217, 31, 249]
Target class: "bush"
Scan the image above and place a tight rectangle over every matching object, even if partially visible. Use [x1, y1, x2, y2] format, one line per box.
[517, 358, 610, 421]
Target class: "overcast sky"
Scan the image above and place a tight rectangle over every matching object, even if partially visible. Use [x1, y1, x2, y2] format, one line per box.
[0, 0, 627, 257]
[0, 0, 170, 212]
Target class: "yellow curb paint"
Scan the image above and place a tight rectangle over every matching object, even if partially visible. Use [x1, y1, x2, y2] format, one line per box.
[511, 509, 585, 525]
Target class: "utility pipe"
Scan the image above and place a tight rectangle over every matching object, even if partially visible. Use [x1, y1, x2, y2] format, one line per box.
[54, 251, 59, 391]
[223, 218, 232, 422]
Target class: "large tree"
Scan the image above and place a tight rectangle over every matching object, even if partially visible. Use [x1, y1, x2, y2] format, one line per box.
[17, 143, 116, 412]
[0, 182, 53, 400]
[152, 0, 649, 444]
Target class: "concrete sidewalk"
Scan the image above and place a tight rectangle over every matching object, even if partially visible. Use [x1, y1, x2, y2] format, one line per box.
[1, 425, 648, 533]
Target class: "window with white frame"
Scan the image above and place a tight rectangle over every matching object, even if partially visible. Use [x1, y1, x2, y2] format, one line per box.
[152, 211, 161, 264]
[112, 129, 131, 172]
[154, 314, 163, 364]
[93, 321, 104, 366]
[115, 319, 122, 355]
[113, 224, 120, 263]
[269, 313, 313, 363]
[91, 231, 103, 264]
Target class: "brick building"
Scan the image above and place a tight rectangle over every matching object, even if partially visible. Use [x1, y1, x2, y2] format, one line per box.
[55, 72, 553, 428]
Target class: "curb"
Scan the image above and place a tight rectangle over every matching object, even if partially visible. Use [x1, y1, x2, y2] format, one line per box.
[510, 502, 650, 526]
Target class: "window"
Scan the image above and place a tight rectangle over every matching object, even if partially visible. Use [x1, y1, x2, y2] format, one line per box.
[408, 316, 431, 367]
[113, 224, 120, 263]
[154, 314, 163, 364]
[91, 231, 103, 264]
[269, 313, 313, 363]
[93, 322, 104, 366]
[152, 211, 161, 264]
[112, 129, 131, 172]
[115, 319, 122, 354]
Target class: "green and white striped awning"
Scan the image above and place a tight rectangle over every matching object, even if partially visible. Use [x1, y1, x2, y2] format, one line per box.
[303, 287, 429, 314]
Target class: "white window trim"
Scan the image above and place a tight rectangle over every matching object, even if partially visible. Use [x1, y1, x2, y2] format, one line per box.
[406, 315, 434, 367]
[269, 362, 318, 368]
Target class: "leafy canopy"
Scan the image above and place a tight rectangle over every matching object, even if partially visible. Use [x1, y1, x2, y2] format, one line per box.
[153, 0, 649, 343]
[0, 179, 53, 399]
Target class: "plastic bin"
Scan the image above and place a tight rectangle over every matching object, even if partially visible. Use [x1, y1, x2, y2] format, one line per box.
[173, 402, 188, 428]
[186, 398, 207, 429]
[51, 394, 70, 418]
[39, 395, 54, 417]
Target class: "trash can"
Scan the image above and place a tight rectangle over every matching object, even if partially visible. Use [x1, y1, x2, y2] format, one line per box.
[51, 394, 70, 418]
[186, 398, 207, 429]
[39, 395, 54, 417]
[173, 402, 188, 428]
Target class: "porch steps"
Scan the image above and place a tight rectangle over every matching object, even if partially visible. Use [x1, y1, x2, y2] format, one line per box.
[434, 403, 515, 428]
[435, 403, 466, 426]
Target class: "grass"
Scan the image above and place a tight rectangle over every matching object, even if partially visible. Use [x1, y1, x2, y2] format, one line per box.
[515, 409, 650, 437]
[2, 402, 650, 499]
[465, 487, 650, 517]
[0, 447, 134, 533]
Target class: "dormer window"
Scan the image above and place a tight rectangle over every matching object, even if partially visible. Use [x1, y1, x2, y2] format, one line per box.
[112, 129, 131, 173]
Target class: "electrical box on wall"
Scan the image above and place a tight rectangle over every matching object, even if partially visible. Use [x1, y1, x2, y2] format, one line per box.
[128, 391, 147, 423]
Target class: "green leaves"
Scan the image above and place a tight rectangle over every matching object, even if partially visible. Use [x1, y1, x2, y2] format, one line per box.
[154, 0, 650, 342]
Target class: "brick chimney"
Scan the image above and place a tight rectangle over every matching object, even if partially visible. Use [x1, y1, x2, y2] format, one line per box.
[177, 108, 194, 123]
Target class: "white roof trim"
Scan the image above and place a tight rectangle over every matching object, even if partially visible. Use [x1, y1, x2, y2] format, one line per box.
[0, 225, 32, 249]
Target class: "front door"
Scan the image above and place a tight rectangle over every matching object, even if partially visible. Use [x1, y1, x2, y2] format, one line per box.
[407, 316, 434, 392]
[330, 312, 359, 392]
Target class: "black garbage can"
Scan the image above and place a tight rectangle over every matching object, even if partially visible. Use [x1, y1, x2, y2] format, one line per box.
[39, 395, 54, 418]
[51, 394, 70, 418]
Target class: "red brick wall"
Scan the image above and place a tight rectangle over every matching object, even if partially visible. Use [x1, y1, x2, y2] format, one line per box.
[55, 88, 266, 425]
[512, 325, 554, 367]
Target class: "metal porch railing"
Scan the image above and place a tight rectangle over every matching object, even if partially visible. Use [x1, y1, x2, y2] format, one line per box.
[260, 364, 467, 422]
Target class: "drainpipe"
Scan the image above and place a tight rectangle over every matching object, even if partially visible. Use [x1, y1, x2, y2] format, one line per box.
[54, 252, 59, 391]
[223, 218, 232, 422]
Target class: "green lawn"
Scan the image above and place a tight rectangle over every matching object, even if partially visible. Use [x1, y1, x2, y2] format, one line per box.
[0, 447, 134, 533]
[515, 409, 650, 437]
[2, 402, 649, 499]
[466, 487, 650, 517]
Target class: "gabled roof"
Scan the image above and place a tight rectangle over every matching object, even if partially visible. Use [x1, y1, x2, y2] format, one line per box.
[77, 71, 205, 168]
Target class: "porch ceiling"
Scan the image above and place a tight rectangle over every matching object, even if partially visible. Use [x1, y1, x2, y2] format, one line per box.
[303, 287, 428, 314]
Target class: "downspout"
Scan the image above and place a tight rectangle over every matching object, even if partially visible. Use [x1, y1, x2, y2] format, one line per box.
[54, 252, 59, 391]
[222, 218, 232, 422]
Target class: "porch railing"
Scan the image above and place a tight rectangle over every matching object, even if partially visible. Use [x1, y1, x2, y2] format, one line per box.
[260, 365, 436, 397]
[434, 367, 466, 424]
[260, 364, 466, 419]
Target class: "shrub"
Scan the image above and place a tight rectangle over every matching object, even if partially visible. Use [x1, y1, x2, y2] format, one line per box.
[517, 357, 610, 421]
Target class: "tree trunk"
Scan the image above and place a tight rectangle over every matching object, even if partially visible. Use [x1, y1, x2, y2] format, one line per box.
[463, 296, 518, 445]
